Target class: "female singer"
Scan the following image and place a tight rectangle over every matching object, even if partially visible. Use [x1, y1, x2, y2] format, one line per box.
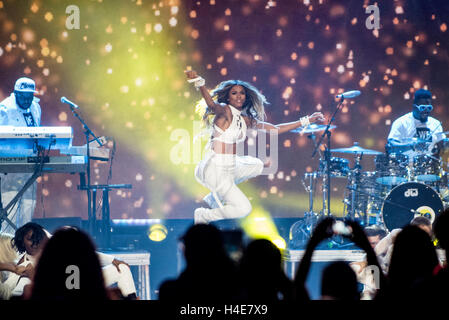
[186, 70, 325, 224]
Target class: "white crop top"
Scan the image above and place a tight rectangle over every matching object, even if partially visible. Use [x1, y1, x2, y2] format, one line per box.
[211, 104, 247, 144]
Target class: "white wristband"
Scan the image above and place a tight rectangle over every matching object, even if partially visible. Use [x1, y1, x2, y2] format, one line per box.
[300, 116, 310, 127]
[194, 78, 205, 88]
[187, 76, 202, 83]
[187, 76, 205, 90]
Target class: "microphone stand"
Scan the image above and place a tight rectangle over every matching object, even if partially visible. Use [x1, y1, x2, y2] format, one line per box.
[312, 96, 345, 217]
[68, 105, 104, 237]
[68, 103, 133, 249]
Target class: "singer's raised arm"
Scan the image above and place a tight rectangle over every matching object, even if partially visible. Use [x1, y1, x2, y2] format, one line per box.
[185, 69, 226, 117]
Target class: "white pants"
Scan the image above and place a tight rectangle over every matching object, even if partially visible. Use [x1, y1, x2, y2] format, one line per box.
[10, 276, 31, 297]
[0, 173, 37, 234]
[6, 263, 137, 298]
[195, 153, 263, 222]
[3, 260, 32, 298]
[102, 263, 137, 297]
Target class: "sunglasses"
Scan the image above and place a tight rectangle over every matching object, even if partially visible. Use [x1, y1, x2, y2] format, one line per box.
[414, 104, 433, 112]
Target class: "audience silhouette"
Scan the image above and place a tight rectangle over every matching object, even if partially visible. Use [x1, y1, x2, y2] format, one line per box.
[376, 225, 439, 300]
[321, 261, 359, 300]
[238, 238, 293, 301]
[0, 211, 446, 302]
[429, 208, 449, 300]
[29, 227, 109, 300]
[294, 218, 385, 300]
[158, 223, 241, 302]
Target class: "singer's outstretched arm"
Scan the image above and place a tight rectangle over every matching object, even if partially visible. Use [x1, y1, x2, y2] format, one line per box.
[256, 112, 325, 134]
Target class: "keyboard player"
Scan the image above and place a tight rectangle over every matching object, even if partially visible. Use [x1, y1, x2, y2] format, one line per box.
[0, 77, 41, 234]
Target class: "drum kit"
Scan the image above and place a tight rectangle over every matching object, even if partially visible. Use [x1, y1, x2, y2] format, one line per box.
[289, 125, 449, 248]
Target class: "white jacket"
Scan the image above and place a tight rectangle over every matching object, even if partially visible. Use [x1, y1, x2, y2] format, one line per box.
[0, 93, 41, 127]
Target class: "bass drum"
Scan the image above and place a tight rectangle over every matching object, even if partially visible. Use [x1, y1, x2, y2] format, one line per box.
[381, 182, 443, 232]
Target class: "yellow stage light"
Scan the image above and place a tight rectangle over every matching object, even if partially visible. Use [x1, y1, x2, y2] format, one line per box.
[148, 224, 168, 242]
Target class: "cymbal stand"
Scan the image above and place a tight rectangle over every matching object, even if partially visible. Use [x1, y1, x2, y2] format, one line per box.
[307, 134, 324, 220]
[347, 153, 363, 221]
[289, 172, 319, 248]
[301, 171, 319, 219]
[312, 96, 345, 216]
[289, 139, 321, 248]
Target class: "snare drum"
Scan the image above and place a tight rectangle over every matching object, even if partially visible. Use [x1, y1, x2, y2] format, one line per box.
[381, 182, 443, 231]
[375, 153, 409, 185]
[412, 154, 442, 182]
[319, 157, 349, 177]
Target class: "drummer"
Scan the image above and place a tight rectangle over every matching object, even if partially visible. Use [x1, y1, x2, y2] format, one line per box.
[387, 88, 446, 157]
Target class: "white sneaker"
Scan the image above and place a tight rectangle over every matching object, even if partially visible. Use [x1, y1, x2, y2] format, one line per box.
[194, 207, 209, 224]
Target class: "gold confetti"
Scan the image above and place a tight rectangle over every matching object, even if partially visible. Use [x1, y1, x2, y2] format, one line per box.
[190, 29, 199, 39]
[41, 47, 50, 56]
[44, 12, 54, 22]
[30, 2, 39, 13]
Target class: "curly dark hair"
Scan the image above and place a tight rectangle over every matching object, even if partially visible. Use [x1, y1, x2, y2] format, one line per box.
[11, 222, 46, 254]
[197, 79, 268, 128]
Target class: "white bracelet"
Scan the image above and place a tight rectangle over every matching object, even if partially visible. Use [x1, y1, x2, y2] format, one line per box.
[187, 76, 202, 83]
[300, 116, 310, 127]
[194, 77, 205, 88]
[187, 76, 205, 90]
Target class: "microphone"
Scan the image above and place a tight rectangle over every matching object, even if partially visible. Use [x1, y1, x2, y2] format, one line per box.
[60, 97, 79, 109]
[336, 90, 361, 99]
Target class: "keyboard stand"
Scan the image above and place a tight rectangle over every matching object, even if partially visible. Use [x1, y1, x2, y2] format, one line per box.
[78, 184, 132, 250]
[0, 167, 42, 231]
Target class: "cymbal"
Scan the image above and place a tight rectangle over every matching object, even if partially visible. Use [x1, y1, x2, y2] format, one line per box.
[331, 143, 382, 155]
[290, 124, 336, 134]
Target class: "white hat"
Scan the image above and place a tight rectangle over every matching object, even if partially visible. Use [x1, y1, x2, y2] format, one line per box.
[14, 77, 38, 93]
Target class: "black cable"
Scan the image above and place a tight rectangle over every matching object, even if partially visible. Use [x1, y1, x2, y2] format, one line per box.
[106, 136, 117, 185]
[37, 141, 53, 219]
[95, 137, 116, 214]
[4, 141, 50, 225]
